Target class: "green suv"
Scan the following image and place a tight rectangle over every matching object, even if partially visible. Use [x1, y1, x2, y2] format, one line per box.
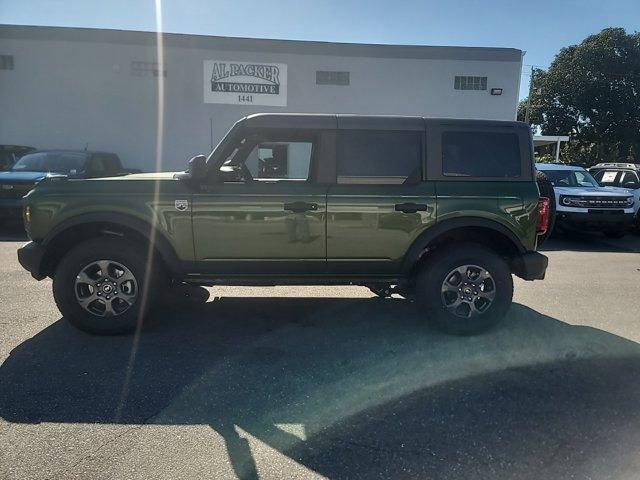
[17, 114, 548, 335]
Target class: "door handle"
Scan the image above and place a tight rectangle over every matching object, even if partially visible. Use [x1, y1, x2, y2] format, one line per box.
[284, 201, 319, 213]
[394, 202, 428, 214]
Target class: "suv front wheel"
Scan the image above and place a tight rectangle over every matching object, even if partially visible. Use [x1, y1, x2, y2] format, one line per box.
[53, 237, 159, 335]
[416, 244, 513, 335]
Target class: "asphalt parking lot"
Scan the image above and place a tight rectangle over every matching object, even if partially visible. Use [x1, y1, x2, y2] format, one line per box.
[2, 226, 640, 480]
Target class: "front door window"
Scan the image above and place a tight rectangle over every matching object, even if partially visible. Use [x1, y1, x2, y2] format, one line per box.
[244, 141, 313, 181]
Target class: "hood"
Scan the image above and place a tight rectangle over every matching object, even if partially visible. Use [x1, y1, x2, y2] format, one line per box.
[601, 185, 635, 194]
[0, 171, 64, 183]
[553, 185, 633, 197]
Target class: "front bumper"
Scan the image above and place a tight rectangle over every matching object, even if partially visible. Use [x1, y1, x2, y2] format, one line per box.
[0, 198, 24, 218]
[511, 251, 548, 281]
[17, 241, 47, 280]
[556, 210, 634, 230]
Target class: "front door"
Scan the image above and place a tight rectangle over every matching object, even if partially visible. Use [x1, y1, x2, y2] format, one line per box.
[192, 130, 327, 276]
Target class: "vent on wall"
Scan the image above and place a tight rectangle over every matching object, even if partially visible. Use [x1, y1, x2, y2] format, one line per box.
[0, 55, 14, 70]
[131, 61, 166, 77]
[454, 75, 487, 91]
[316, 70, 350, 86]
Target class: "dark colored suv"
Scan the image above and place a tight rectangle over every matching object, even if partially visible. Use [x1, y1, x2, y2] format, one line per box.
[17, 114, 549, 335]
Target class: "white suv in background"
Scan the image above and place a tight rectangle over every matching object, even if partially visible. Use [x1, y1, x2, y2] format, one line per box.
[588, 163, 640, 223]
[536, 163, 635, 238]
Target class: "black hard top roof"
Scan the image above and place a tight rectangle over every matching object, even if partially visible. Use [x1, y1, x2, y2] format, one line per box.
[239, 113, 526, 131]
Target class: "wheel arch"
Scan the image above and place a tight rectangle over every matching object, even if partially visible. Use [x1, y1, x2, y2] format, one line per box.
[41, 213, 183, 277]
[402, 217, 526, 276]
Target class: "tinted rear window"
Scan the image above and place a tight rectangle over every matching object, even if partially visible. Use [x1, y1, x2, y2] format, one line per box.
[336, 131, 422, 184]
[442, 131, 521, 178]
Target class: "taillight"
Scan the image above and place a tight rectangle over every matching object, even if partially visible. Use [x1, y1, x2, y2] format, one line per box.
[537, 197, 550, 235]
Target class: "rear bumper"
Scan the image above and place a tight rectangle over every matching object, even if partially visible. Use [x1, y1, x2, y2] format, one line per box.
[17, 241, 47, 280]
[557, 211, 634, 230]
[511, 251, 548, 281]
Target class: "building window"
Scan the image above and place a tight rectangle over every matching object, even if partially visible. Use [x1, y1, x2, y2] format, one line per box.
[131, 61, 166, 77]
[316, 70, 350, 86]
[454, 75, 487, 91]
[0, 55, 14, 70]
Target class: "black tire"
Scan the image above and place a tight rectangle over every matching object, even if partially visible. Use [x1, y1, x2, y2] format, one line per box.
[536, 170, 556, 245]
[53, 237, 162, 335]
[416, 243, 513, 335]
[604, 229, 626, 239]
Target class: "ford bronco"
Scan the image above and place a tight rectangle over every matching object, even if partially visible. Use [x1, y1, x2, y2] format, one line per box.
[17, 114, 549, 335]
[537, 163, 635, 238]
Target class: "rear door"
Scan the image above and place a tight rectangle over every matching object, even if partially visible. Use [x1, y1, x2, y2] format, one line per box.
[326, 118, 436, 276]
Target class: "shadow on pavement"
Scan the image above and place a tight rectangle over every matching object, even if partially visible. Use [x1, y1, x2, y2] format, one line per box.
[2, 298, 640, 479]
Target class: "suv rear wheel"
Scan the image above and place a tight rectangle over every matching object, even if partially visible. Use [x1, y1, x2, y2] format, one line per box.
[53, 237, 159, 335]
[416, 244, 513, 335]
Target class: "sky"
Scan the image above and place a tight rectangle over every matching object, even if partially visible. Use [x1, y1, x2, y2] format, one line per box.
[1, 0, 639, 100]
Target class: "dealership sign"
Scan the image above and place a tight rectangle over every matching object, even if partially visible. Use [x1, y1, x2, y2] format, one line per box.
[203, 60, 287, 106]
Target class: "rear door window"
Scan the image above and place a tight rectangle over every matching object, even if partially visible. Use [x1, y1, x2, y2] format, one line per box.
[442, 131, 521, 178]
[336, 130, 422, 184]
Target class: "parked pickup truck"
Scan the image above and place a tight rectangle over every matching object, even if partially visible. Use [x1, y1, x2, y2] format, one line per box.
[17, 114, 549, 335]
[0, 150, 139, 223]
[536, 163, 635, 238]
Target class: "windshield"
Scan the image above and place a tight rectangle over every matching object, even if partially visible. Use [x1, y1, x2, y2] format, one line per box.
[543, 169, 600, 188]
[11, 152, 88, 174]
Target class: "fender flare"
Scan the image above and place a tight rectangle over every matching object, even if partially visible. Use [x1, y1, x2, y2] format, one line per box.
[42, 212, 183, 273]
[401, 217, 526, 274]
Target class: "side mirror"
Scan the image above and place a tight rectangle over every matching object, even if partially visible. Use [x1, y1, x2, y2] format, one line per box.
[187, 155, 207, 181]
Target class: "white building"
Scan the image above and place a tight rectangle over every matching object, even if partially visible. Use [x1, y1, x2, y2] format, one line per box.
[0, 24, 524, 171]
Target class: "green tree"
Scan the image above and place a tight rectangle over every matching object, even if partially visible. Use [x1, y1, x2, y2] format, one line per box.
[518, 28, 640, 165]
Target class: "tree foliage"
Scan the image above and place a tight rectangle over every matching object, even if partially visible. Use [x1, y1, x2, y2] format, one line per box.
[518, 28, 640, 165]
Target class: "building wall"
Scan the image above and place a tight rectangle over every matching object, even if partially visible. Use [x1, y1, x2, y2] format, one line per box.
[0, 26, 523, 172]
